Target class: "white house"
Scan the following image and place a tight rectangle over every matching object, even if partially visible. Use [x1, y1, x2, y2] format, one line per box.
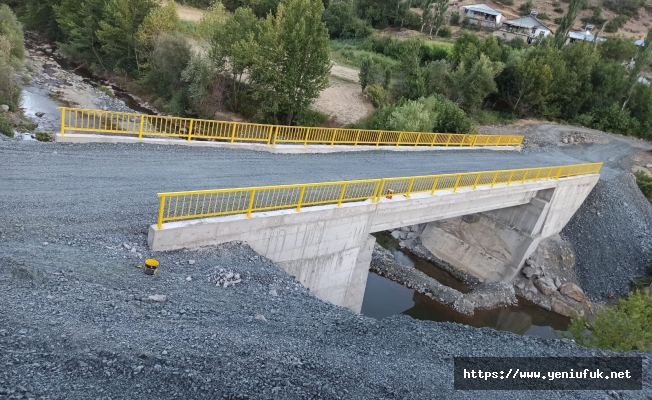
[566, 30, 606, 45]
[495, 15, 551, 43]
[461, 4, 503, 28]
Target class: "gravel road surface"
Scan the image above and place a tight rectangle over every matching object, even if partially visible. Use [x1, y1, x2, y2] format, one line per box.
[1, 130, 651, 399]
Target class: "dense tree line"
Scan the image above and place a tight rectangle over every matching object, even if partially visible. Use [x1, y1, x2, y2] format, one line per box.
[8, 0, 331, 125]
[0, 5, 24, 136]
[354, 30, 652, 139]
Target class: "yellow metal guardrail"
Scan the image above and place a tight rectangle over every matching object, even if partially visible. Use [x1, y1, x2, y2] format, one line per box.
[58, 107, 524, 148]
[155, 163, 602, 228]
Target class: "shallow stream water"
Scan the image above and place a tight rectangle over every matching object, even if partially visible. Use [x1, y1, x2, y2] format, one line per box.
[361, 232, 571, 339]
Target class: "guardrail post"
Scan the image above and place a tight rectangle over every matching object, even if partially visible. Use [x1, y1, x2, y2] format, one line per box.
[430, 176, 440, 195]
[506, 171, 515, 186]
[405, 178, 415, 198]
[375, 180, 386, 202]
[472, 174, 481, 189]
[354, 131, 360, 146]
[396, 132, 402, 147]
[430, 134, 438, 147]
[534, 169, 541, 182]
[138, 115, 145, 140]
[414, 133, 420, 147]
[273, 126, 279, 146]
[453, 175, 462, 193]
[247, 190, 256, 217]
[187, 120, 194, 142]
[267, 125, 273, 146]
[157, 196, 166, 229]
[555, 167, 562, 180]
[522, 169, 528, 184]
[330, 129, 337, 146]
[376, 132, 382, 147]
[304, 128, 310, 147]
[445, 134, 452, 147]
[337, 184, 347, 207]
[296, 186, 306, 211]
[60, 108, 66, 136]
[230, 123, 237, 144]
[490, 172, 498, 188]
[471, 135, 478, 147]
[371, 180, 382, 202]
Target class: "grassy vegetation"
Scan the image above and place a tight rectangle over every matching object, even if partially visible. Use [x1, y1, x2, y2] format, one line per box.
[474, 110, 517, 125]
[179, 20, 198, 37]
[330, 39, 399, 69]
[96, 86, 116, 98]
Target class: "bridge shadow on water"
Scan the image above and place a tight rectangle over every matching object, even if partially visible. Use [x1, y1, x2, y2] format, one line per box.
[361, 233, 570, 340]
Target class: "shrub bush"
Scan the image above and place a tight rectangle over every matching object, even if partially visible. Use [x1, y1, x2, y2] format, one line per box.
[449, 11, 460, 26]
[554, 7, 564, 13]
[365, 84, 388, 107]
[295, 108, 329, 127]
[437, 26, 452, 38]
[403, 11, 423, 30]
[0, 113, 13, 137]
[634, 171, 652, 201]
[568, 290, 652, 351]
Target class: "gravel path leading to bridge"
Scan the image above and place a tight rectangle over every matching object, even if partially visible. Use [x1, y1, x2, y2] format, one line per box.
[1, 131, 651, 399]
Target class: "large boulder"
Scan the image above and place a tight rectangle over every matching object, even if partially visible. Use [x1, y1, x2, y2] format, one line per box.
[0, 105, 8, 112]
[534, 276, 557, 296]
[559, 283, 586, 302]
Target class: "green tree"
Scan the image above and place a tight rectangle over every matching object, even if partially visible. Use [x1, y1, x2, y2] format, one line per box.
[449, 54, 503, 113]
[0, 4, 23, 63]
[209, 7, 261, 111]
[421, 0, 448, 36]
[196, 3, 228, 38]
[568, 290, 652, 351]
[599, 36, 638, 62]
[96, 0, 157, 75]
[137, 0, 180, 51]
[622, 28, 652, 109]
[142, 33, 191, 112]
[0, 5, 23, 110]
[322, 1, 371, 39]
[359, 57, 390, 90]
[250, 0, 331, 124]
[498, 49, 554, 116]
[553, 0, 586, 49]
[22, 0, 63, 40]
[54, 0, 106, 69]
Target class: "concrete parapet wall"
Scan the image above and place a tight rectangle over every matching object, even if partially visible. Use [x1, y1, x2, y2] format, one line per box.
[56, 133, 521, 154]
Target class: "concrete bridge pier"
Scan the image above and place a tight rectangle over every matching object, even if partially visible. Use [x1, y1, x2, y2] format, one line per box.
[420, 176, 598, 282]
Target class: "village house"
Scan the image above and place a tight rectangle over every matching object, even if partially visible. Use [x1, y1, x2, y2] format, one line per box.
[460, 4, 503, 28]
[495, 13, 551, 43]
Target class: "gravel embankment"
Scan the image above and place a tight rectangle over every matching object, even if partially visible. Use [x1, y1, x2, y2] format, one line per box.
[1, 139, 651, 398]
[562, 173, 652, 300]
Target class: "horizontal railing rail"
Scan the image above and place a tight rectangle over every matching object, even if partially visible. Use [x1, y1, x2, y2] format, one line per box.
[58, 107, 524, 148]
[155, 163, 602, 228]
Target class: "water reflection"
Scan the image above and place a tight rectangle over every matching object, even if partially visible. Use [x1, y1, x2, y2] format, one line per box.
[362, 272, 570, 339]
[364, 231, 571, 339]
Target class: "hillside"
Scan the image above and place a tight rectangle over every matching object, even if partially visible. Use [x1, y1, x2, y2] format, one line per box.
[459, 0, 652, 38]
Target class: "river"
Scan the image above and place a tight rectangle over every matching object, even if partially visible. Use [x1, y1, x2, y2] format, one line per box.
[361, 232, 571, 339]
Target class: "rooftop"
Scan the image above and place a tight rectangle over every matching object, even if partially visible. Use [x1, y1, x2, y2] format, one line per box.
[567, 31, 606, 43]
[502, 15, 551, 31]
[462, 3, 502, 16]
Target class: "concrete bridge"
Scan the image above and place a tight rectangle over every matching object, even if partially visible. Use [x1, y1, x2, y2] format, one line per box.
[148, 164, 601, 312]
